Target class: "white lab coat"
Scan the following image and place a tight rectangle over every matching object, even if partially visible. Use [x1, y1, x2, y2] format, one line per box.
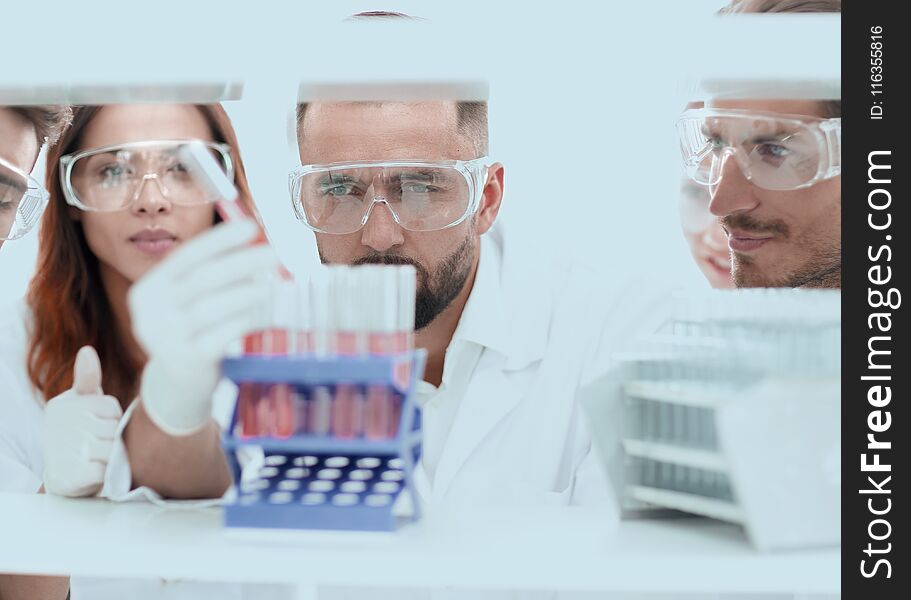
[0, 303, 45, 495]
[403, 224, 670, 510]
[0, 359, 44, 494]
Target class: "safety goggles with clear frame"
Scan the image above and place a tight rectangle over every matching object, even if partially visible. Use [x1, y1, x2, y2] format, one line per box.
[0, 156, 50, 241]
[59, 140, 234, 212]
[677, 108, 841, 191]
[289, 157, 490, 234]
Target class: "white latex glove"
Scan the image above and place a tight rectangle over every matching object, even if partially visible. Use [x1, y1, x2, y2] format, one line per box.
[43, 345, 123, 497]
[129, 220, 278, 436]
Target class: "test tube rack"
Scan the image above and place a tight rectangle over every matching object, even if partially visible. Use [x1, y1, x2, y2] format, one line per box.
[221, 350, 427, 532]
[581, 288, 841, 551]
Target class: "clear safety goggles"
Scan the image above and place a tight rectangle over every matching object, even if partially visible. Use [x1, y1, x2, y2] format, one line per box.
[677, 108, 841, 191]
[0, 156, 50, 241]
[60, 140, 234, 212]
[679, 179, 715, 235]
[289, 157, 490, 234]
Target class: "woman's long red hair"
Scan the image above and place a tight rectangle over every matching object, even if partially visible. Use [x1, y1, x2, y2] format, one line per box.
[27, 104, 260, 406]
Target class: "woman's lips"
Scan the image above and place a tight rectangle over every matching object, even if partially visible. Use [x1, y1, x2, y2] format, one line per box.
[705, 253, 731, 273]
[130, 230, 177, 256]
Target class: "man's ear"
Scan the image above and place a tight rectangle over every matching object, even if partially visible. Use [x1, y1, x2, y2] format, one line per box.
[475, 162, 504, 236]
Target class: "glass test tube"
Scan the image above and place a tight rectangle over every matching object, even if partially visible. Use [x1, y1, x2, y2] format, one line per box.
[291, 281, 311, 435]
[332, 267, 365, 439]
[309, 269, 333, 436]
[389, 265, 417, 437]
[179, 142, 281, 441]
[267, 280, 295, 439]
[365, 266, 396, 440]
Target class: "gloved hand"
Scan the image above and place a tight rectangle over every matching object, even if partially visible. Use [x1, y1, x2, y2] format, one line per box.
[129, 220, 278, 436]
[43, 345, 123, 497]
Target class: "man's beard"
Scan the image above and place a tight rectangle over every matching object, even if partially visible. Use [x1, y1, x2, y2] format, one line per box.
[722, 214, 841, 289]
[319, 236, 475, 330]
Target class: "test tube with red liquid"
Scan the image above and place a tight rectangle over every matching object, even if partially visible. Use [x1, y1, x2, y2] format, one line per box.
[364, 266, 396, 440]
[291, 281, 311, 435]
[390, 265, 417, 438]
[264, 281, 295, 438]
[331, 267, 366, 439]
[308, 269, 333, 436]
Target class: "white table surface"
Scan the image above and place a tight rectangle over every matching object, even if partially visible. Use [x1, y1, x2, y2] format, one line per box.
[0, 493, 838, 594]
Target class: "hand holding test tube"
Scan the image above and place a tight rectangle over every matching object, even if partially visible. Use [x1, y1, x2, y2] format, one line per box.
[131, 141, 279, 436]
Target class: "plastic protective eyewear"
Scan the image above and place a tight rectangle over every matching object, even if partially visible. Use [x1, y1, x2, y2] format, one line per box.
[289, 157, 490, 234]
[679, 178, 715, 235]
[59, 140, 234, 212]
[677, 108, 841, 191]
[0, 156, 50, 241]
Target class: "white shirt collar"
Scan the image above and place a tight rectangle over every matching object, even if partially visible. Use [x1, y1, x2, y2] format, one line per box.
[446, 224, 552, 371]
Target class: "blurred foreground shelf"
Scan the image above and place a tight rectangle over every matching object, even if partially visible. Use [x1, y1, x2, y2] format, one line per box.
[0, 493, 837, 594]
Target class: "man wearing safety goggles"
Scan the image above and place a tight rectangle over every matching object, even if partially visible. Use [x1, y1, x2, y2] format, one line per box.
[0, 103, 71, 600]
[291, 102, 497, 352]
[677, 99, 841, 288]
[286, 100, 626, 506]
[0, 106, 69, 248]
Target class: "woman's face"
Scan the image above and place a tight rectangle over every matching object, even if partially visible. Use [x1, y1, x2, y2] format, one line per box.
[74, 104, 218, 285]
[680, 179, 733, 289]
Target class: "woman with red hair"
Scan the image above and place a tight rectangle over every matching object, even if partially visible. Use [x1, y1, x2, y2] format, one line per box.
[0, 103, 285, 598]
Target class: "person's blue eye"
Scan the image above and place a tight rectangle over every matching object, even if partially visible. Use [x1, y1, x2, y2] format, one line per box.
[401, 183, 437, 194]
[323, 183, 360, 198]
[98, 164, 131, 186]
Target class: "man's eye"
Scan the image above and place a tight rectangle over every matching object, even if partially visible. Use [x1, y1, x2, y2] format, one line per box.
[323, 183, 359, 197]
[757, 143, 791, 159]
[708, 136, 726, 151]
[402, 183, 436, 194]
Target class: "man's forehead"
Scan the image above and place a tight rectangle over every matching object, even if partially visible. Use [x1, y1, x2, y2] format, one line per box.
[305, 101, 457, 130]
[0, 107, 40, 173]
[706, 98, 827, 118]
[299, 101, 469, 163]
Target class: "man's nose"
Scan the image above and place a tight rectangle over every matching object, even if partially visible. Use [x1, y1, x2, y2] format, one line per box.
[707, 152, 759, 218]
[130, 174, 172, 215]
[360, 199, 405, 253]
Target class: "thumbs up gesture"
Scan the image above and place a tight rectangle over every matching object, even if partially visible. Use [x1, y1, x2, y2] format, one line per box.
[43, 346, 124, 497]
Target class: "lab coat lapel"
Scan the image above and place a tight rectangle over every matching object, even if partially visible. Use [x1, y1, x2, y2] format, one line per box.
[430, 356, 521, 501]
[428, 224, 553, 501]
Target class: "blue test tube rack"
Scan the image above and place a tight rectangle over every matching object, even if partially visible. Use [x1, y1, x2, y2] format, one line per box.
[220, 350, 426, 532]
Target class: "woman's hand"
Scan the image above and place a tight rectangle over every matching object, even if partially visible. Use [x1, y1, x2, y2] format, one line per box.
[43, 345, 123, 497]
[129, 220, 278, 436]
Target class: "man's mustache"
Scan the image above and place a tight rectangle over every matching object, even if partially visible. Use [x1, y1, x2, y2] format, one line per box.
[352, 253, 428, 282]
[720, 213, 790, 237]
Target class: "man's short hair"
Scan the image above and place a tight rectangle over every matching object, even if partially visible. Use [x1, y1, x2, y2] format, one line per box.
[8, 105, 73, 147]
[296, 101, 489, 156]
[721, 0, 840, 12]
